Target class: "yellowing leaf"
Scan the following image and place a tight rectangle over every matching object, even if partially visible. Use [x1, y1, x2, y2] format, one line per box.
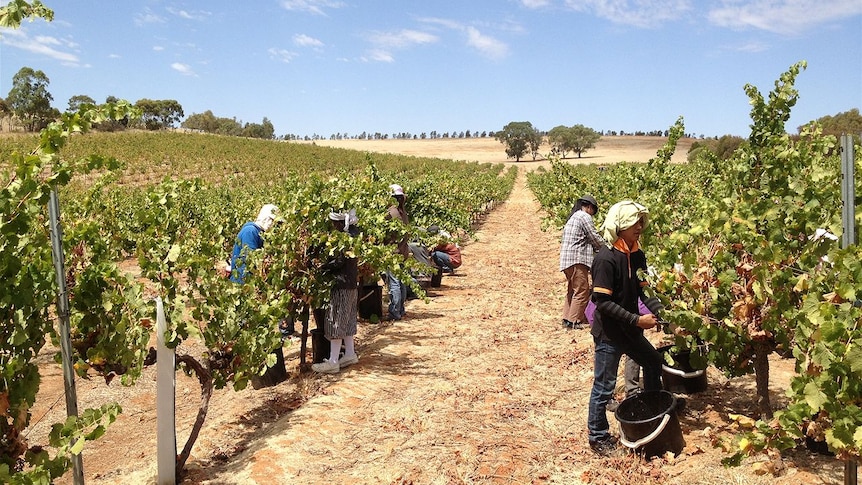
[165, 244, 181, 263]
[729, 413, 756, 428]
[793, 273, 809, 292]
[70, 437, 85, 455]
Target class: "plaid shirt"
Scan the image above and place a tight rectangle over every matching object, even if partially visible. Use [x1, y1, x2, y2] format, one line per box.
[559, 210, 606, 271]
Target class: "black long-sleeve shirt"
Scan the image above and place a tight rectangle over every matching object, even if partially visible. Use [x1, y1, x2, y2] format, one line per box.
[589, 245, 648, 343]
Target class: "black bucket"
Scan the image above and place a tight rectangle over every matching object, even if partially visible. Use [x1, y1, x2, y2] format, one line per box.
[358, 285, 383, 320]
[250, 346, 288, 389]
[310, 328, 330, 364]
[430, 268, 443, 287]
[615, 390, 685, 457]
[659, 346, 708, 394]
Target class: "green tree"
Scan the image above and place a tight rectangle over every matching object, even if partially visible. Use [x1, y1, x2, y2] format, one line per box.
[135, 98, 184, 130]
[687, 134, 745, 163]
[547, 124, 601, 159]
[547, 125, 572, 158]
[67, 94, 95, 112]
[181, 110, 248, 136]
[241, 117, 275, 139]
[801, 108, 862, 143]
[495, 121, 541, 162]
[182, 109, 219, 132]
[6, 66, 55, 131]
[0, 97, 10, 131]
[568, 124, 601, 158]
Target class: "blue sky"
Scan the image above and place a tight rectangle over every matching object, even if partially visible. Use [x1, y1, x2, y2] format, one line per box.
[0, 1, 860, 138]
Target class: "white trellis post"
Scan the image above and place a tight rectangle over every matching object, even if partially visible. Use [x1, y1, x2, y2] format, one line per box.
[155, 297, 177, 485]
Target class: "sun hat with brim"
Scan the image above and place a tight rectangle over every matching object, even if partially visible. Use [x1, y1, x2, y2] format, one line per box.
[579, 194, 598, 209]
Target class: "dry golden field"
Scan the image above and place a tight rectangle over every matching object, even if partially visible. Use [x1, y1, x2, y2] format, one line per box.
[308, 135, 695, 167]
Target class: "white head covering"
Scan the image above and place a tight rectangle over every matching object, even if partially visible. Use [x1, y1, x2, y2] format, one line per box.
[255, 204, 278, 231]
[329, 209, 358, 233]
[389, 184, 405, 196]
[600, 200, 649, 243]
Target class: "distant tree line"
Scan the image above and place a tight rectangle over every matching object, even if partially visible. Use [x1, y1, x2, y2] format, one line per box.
[0, 66, 273, 139]
[3, 65, 858, 147]
[283, 130, 498, 141]
[182, 110, 275, 139]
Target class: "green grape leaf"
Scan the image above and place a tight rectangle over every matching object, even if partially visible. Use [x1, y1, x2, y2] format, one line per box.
[803, 381, 827, 411]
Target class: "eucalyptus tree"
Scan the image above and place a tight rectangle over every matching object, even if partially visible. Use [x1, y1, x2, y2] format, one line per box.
[495, 121, 542, 162]
[67, 94, 96, 113]
[6, 66, 55, 131]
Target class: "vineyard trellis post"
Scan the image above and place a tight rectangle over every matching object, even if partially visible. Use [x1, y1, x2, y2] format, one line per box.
[47, 187, 85, 485]
[840, 133, 858, 485]
[155, 297, 177, 485]
[840, 134, 856, 248]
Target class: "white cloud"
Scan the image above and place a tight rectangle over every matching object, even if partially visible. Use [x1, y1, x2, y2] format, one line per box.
[0, 28, 80, 64]
[269, 47, 299, 63]
[732, 41, 770, 53]
[521, 0, 551, 8]
[279, 0, 345, 16]
[417, 18, 510, 60]
[167, 7, 211, 21]
[367, 29, 438, 49]
[564, 0, 692, 28]
[293, 34, 324, 48]
[465, 27, 508, 60]
[362, 29, 438, 62]
[135, 8, 166, 26]
[417, 17, 463, 30]
[171, 62, 196, 76]
[708, 0, 862, 35]
[362, 49, 395, 63]
[153, 46, 165, 51]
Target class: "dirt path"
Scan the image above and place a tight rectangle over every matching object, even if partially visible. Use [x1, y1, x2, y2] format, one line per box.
[51, 166, 844, 484]
[200, 168, 588, 483]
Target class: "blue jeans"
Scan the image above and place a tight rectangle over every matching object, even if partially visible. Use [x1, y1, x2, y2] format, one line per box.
[587, 335, 663, 442]
[385, 271, 406, 320]
[430, 251, 453, 272]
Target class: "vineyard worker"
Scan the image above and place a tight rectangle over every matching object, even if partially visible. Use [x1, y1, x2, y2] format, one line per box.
[559, 194, 605, 329]
[427, 225, 462, 273]
[312, 210, 361, 374]
[586, 200, 664, 456]
[384, 183, 410, 321]
[229, 203, 278, 284]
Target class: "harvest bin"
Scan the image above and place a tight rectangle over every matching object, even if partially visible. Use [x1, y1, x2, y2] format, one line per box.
[615, 390, 685, 458]
[358, 285, 383, 320]
[658, 345, 708, 394]
[430, 268, 443, 287]
[251, 346, 288, 389]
